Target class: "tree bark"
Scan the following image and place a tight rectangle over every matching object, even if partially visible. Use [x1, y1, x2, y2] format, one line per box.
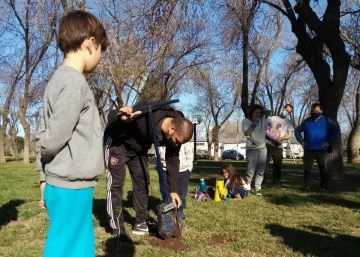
[347, 79, 360, 163]
[0, 128, 5, 162]
[23, 126, 30, 164]
[19, 97, 31, 164]
[212, 126, 220, 161]
[241, 28, 249, 117]
[8, 0, 56, 164]
[279, 0, 349, 179]
[206, 127, 212, 160]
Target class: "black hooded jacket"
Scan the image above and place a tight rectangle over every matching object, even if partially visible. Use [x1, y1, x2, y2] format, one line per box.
[104, 104, 184, 193]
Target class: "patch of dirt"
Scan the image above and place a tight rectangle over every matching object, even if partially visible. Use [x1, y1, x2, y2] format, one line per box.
[209, 234, 239, 244]
[149, 236, 187, 252]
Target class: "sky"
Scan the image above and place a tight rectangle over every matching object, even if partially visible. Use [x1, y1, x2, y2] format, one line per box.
[3, 0, 357, 138]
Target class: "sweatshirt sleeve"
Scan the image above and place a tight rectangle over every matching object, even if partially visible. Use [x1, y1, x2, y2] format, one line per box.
[295, 120, 305, 144]
[185, 142, 194, 171]
[158, 146, 166, 170]
[241, 118, 251, 133]
[35, 117, 46, 182]
[165, 144, 181, 193]
[40, 88, 85, 161]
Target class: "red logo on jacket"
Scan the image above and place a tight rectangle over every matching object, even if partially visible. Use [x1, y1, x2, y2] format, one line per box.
[110, 157, 118, 165]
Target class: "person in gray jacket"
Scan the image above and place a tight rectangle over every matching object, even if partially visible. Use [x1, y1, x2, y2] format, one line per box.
[242, 104, 271, 196]
[35, 11, 136, 257]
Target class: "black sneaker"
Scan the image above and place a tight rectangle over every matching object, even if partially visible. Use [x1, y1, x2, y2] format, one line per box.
[132, 222, 149, 235]
[255, 190, 262, 196]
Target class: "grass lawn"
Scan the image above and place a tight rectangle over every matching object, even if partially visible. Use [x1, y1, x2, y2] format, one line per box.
[1, 161, 360, 257]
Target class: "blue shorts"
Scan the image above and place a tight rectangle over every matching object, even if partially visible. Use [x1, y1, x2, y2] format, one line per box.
[43, 184, 94, 257]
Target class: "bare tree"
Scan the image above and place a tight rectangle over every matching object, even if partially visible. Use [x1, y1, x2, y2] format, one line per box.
[340, 5, 360, 163]
[94, 0, 211, 115]
[192, 65, 241, 160]
[343, 70, 360, 162]
[0, 8, 24, 162]
[219, 119, 244, 140]
[60, 0, 86, 12]
[5, 0, 57, 164]
[261, 0, 350, 179]
[223, 0, 260, 117]
[188, 94, 214, 158]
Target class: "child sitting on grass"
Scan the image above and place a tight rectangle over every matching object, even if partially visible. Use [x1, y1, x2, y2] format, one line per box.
[221, 163, 251, 200]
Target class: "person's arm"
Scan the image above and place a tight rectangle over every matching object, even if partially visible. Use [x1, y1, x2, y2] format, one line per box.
[242, 119, 257, 137]
[108, 107, 141, 125]
[158, 146, 166, 170]
[184, 142, 194, 171]
[40, 88, 85, 161]
[165, 145, 182, 207]
[35, 118, 46, 210]
[280, 131, 292, 141]
[294, 121, 305, 145]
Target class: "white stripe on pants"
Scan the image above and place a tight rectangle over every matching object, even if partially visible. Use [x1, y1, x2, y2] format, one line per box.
[104, 137, 117, 230]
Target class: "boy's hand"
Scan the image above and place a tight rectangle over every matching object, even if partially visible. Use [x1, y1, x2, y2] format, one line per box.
[170, 192, 182, 208]
[118, 106, 142, 120]
[39, 182, 46, 210]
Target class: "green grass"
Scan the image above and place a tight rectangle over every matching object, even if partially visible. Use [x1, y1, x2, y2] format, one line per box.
[1, 162, 360, 257]
[196, 159, 360, 171]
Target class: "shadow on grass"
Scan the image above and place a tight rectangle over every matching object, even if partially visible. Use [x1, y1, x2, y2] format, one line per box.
[93, 192, 161, 233]
[266, 224, 359, 257]
[266, 193, 360, 210]
[96, 237, 136, 257]
[0, 199, 25, 227]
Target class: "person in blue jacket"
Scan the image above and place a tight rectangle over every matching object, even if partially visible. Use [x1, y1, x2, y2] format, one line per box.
[295, 103, 340, 190]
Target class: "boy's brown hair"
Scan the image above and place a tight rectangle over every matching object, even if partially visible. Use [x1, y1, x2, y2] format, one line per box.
[57, 10, 108, 54]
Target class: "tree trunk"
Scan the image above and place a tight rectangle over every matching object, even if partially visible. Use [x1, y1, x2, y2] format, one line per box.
[212, 126, 220, 161]
[347, 80, 360, 163]
[19, 99, 30, 164]
[241, 29, 249, 118]
[23, 126, 30, 164]
[327, 136, 344, 180]
[9, 125, 18, 158]
[206, 130, 212, 160]
[0, 128, 5, 162]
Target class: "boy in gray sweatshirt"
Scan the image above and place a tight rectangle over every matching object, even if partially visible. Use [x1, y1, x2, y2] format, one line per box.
[35, 11, 135, 257]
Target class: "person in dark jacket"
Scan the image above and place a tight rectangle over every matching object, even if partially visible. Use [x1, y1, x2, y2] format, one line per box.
[104, 102, 193, 239]
[295, 103, 340, 190]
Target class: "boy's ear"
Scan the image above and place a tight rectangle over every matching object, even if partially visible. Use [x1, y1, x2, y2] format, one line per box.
[84, 39, 92, 54]
[87, 37, 96, 54]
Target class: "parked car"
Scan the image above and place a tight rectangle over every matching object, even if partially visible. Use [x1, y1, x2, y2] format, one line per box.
[196, 149, 209, 160]
[221, 150, 244, 160]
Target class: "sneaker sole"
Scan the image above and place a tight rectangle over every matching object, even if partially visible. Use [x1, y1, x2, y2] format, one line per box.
[132, 230, 149, 235]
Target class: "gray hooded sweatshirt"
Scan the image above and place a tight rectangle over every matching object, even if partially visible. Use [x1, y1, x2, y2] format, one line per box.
[35, 66, 104, 189]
